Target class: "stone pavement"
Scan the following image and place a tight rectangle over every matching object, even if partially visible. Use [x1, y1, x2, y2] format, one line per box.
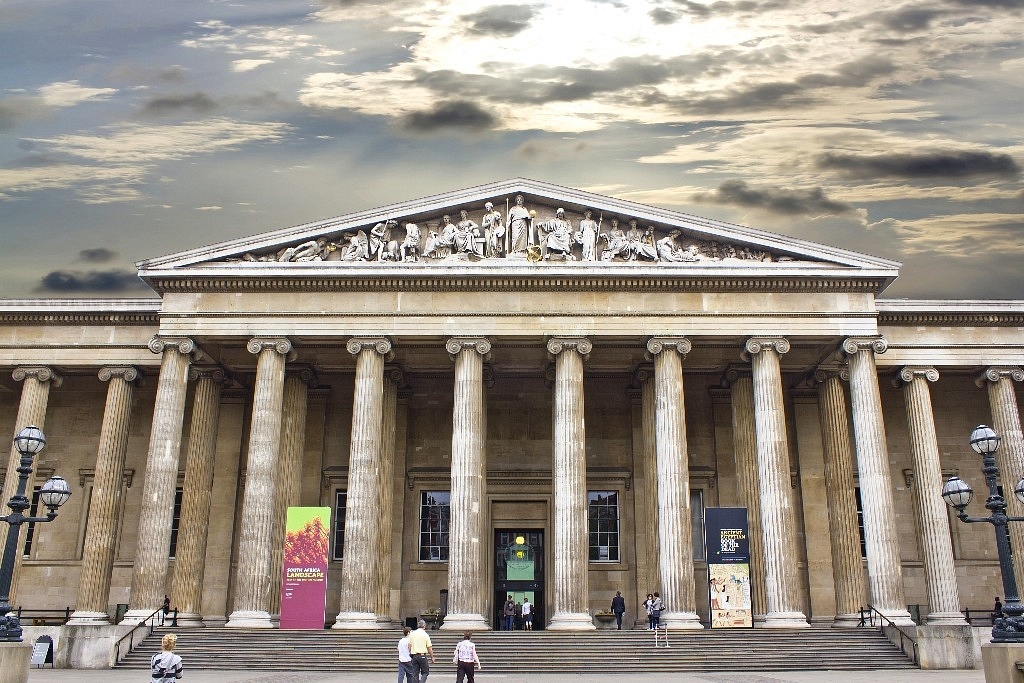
[26, 669, 985, 683]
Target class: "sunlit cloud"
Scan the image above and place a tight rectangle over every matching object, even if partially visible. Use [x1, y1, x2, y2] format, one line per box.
[37, 81, 118, 108]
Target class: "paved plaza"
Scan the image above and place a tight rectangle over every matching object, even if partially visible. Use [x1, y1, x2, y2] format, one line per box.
[26, 669, 985, 683]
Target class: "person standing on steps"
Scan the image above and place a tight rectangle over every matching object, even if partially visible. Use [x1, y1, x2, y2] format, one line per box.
[503, 595, 517, 631]
[409, 619, 435, 683]
[611, 590, 626, 630]
[453, 631, 482, 683]
[644, 593, 656, 630]
[160, 595, 171, 626]
[521, 596, 534, 630]
[397, 626, 414, 683]
[650, 592, 664, 630]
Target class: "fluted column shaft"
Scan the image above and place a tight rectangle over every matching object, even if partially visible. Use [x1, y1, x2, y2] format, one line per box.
[842, 337, 913, 625]
[746, 337, 808, 627]
[726, 369, 768, 622]
[3, 366, 60, 606]
[442, 338, 491, 630]
[647, 338, 702, 629]
[815, 369, 868, 627]
[979, 367, 1024, 584]
[636, 366, 661, 605]
[269, 367, 314, 618]
[375, 366, 401, 623]
[333, 337, 391, 629]
[123, 338, 194, 622]
[68, 367, 137, 624]
[171, 367, 226, 627]
[898, 367, 966, 625]
[227, 337, 292, 628]
[546, 337, 595, 630]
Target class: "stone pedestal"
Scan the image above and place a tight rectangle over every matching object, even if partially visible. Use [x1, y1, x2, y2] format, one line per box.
[55, 624, 134, 668]
[983, 642, 1024, 683]
[916, 624, 978, 669]
[0, 642, 31, 683]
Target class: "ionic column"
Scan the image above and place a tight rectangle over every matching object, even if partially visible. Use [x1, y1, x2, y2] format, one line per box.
[123, 337, 194, 623]
[724, 366, 768, 624]
[333, 337, 391, 629]
[171, 366, 226, 627]
[269, 366, 316, 619]
[3, 366, 61, 606]
[546, 337, 595, 630]
[896, 366, 966, 625]
[375, 365, 402, 625]
[68, 366, 138, 625]
[841, 337, 913, 625]
[647, 338, 703, 629]
[814, 367, 868, 628]
[226, 337, 292, 628]
[633, 365, 661, 614]
[442, 338, 491, 631]
[977, 366, 1024, 584]
[745, 337, 808, 628]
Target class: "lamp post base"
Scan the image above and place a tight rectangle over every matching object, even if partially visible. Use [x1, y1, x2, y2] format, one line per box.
[982, 642, 1024, 683]
[0, 641, 31, 683]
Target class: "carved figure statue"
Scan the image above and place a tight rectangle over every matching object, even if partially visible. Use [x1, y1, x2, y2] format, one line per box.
[601, 218, 628, 261]
[624, 219, 657, 261]
[342, 230, 369, 261]
[454, 209, 482, 255]
[537, 208, 574, 260]
[657, 230, 699, 262]
[481, 202, 504, 258]
[422, 226, 448, 259]
[400, 223, 421, 261]
[368, 220, 398, 262]
[577, 209, 600, 262]
[506, 194, 532, 256]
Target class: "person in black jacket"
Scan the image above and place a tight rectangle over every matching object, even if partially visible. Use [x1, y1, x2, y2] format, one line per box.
[611, 591, 626, 630]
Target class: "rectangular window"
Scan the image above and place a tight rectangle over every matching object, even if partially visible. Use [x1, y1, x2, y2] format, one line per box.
[419, 491, 450, 562]
[855, 486, 867, 558]
[333, 489, 348, 561]
[588, 490, 620, 562]
[691, 489, 706, 560]
[22, 487, 41, 557]
[168, 488, 183, 558]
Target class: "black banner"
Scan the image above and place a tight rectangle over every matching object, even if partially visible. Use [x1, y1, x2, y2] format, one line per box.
[704, 507, 753, 628]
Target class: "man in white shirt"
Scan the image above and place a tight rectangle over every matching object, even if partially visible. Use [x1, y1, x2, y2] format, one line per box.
[397, 626, 414, 683]
[521, 597, 533, 631]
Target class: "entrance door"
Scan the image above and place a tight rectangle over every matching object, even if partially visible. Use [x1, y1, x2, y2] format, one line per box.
[494, 529, 544, 630]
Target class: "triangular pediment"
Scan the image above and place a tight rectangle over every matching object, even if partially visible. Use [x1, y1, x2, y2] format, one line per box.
[137, 178, 899, 289]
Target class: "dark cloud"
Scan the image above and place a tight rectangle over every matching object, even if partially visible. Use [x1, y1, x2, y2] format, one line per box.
[693, 180, 856, 216]
[463, 5, 536, 37]
[78, 248, 118, 263]
[880, 7, 944, 32]
[816, 151, 1021, 179]
[36, 269, 149, 293]
[669, 0, 793, 18]
[3, 154, 64, 169]
[650, 8, 680, 24]
[400, 100, 497, 133]
[0, 100, 39, 132]
[949, 0, 1024, 6]
[138, 93, 218, 118]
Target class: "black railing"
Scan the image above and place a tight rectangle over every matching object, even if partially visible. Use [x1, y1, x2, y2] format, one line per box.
[10, 606, 74, 626]
[113, 607, 165, 664]
[857, 605, 918, 665]
[963, 608, 997, 626]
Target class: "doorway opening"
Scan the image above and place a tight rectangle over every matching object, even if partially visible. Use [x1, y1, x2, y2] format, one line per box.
[494, 529, 544, 631]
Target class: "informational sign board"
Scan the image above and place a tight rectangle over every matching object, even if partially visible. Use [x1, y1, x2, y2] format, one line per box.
[279, 506, 331, 630]
[704, 507, 753, 628]
[31, 636, 53, 667]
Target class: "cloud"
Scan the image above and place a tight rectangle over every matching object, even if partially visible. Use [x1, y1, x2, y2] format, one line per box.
[693, 180, 857, 216]
[78, 248, 118, 263]
[462, 5, 537, 37]
[650, 8, 680, 24]
[36, 269, 149, 293]
[816, 151, 1021, 180]
[37, 81, 118, 108]
[514, 139, 588, 162]
[138, 93, 219, 118]
[400, 100, 497, 133]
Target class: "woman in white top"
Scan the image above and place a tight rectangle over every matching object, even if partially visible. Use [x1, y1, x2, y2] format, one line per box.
[150, 634, 183, 683]
[453, 631, 482, 683]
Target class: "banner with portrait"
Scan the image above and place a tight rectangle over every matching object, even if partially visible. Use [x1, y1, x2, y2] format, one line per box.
[279, 506, 331, 629]
[704, 507, 753, 628]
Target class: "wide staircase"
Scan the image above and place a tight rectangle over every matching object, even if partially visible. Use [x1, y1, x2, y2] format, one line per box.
[119, 626, 917, 673]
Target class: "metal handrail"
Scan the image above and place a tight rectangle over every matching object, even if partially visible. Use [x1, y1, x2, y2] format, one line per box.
[11, 606, 74, 625]
[113, 607, 164, 664]
[858, 605, 918, 665]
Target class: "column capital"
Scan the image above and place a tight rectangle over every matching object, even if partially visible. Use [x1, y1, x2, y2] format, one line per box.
[446, 337, 491, 359]
[546, 336, 592, 359]
[722, 364, 753, 387]
[840, 336, 887, 356]
[645, 337, 691, 359]
[12, 365, 63, 387]
[148, 335, 196, 356]
[894, 366, 939, 387]
[247, 336, 293, 357]
[384, 364, 405, 387]
[188, 365, 227, 384]
[976, 366, 1024, 387]
[744, 336, 790, 357]
[346, 336, 392, 358]
[98, 366, 140, 383]
[285, 364, 319, 388]
[482, 364, 496, 388]
[813, 364, 850, 384]
[632, 363, 655, 386]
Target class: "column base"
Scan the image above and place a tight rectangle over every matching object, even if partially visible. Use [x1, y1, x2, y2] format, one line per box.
[926, 611, 969, 627]
[832, 613, 863, 628]
[877, 607, 917, 628]
[661, 611, 704, 630]
[118, 608, 158, 626]
[225, 610, 274, 628]
[763, 611, 810, 628]
[66, 610, 112, 626]
[174, 611, 206, 628]
[332, 611, 379, 629]
[547, 612, 597, 631]
[440, 613, 491, 631]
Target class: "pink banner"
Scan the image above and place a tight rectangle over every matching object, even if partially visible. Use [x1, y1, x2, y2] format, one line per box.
[279, 506, 331, 630]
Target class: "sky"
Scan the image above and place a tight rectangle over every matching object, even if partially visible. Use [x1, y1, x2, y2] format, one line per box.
[1, 0, 1022, 300]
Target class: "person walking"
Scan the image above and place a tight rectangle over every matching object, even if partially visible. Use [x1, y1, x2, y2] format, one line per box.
[397, 626, 414, 683]
[408, 619, 435, 682]
[611, 590, 626, 630]
[150, 633, 183, 683]
[503, 595, 517, 631]
[160, 595, 171, 625]
[521, 597, 533, 630]
[644, 593, 656, 630]
[650, 592, 665, 630]
[453, 631, 482, 683]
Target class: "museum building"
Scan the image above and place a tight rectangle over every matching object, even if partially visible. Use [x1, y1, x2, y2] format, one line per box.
[1, 179, 1021, 659]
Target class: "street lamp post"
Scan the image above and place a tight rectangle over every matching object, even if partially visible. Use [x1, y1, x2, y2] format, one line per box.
[942, 424, 1024, 642]
[0, 425, 72, 642]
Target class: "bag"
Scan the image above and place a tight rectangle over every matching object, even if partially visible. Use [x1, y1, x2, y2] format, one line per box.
[652, 609, 661, 618]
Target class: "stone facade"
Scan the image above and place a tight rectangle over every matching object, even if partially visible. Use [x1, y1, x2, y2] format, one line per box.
[0, 181, 1020, 666]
